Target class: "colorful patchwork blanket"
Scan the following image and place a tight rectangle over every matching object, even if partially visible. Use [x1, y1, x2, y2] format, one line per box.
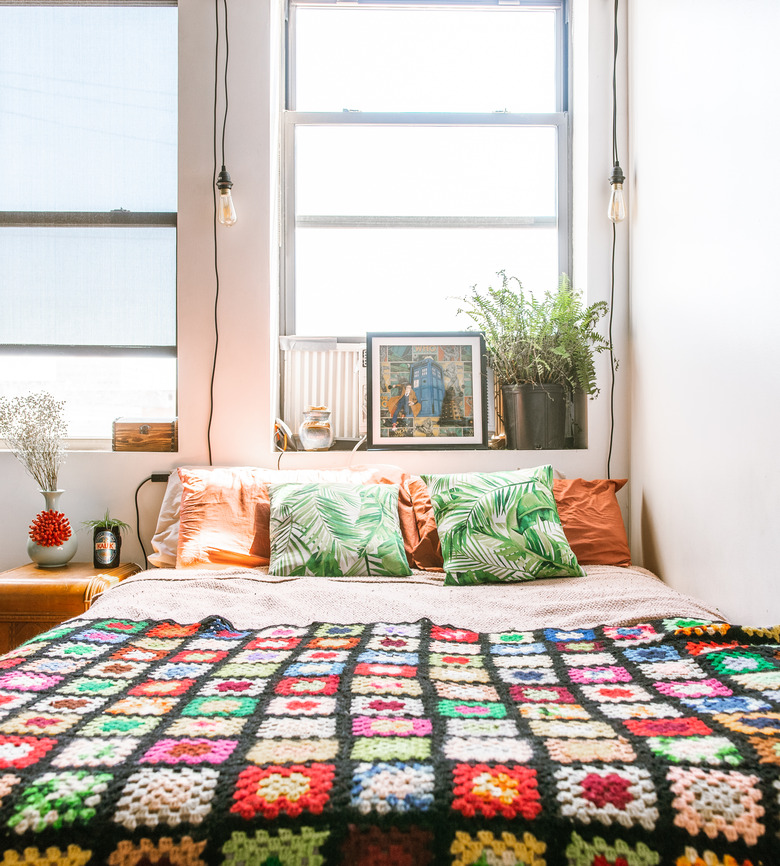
[0, 614, 779, 866]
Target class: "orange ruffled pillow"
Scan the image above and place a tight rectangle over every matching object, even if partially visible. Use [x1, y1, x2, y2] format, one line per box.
[405, 475, 630, 570]
[176, 465, 417, 569]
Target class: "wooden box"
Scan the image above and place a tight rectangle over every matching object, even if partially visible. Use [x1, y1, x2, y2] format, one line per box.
[113, 417, 178, 452]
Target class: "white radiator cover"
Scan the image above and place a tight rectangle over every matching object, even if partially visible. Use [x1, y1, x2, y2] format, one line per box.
[280, 337, 366, 442]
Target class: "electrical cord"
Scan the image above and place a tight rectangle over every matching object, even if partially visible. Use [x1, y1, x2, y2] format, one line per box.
[207, 0, 221, 466]
[607, 223, 616, 479]
[134, 476, 152, 570]
[221, 0, 229, 167]
[612, 0, 620, 168]
[207, 0, 231, 467]
[134, 472, 172, 571]
[606, 0, 620, 480]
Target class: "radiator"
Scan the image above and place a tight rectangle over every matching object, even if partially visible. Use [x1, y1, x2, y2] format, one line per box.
[279, 337, 366, 442]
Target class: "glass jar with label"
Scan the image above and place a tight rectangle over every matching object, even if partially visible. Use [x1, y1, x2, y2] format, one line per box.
[299, 406, 334, 451]
[93, 526, 122, 568]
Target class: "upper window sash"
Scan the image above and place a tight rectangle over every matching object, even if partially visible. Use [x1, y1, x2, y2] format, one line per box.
[286, 0, 568, 115]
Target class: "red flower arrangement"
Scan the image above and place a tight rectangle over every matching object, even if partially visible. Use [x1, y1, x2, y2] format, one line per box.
[29, 510, 72, 547]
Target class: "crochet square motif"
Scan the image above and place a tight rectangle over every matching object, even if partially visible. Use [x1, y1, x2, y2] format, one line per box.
[452, 763, 541, 820]
[667, 766, 765, 845]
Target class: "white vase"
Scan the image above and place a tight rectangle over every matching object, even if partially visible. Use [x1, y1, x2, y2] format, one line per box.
[27, 490, 78, 568]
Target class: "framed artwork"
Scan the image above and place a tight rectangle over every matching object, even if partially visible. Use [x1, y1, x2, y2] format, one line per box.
[366, 332, 488, 450]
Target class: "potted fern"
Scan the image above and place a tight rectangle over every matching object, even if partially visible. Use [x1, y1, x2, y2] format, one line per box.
[457, 271, 612, 449]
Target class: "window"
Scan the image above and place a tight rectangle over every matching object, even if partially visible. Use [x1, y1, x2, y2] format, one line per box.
[0, 1, 177, 440]
[283, 0, 569, 337]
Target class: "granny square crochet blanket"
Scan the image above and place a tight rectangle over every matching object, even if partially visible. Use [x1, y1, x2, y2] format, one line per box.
[0, 615, 779, 866]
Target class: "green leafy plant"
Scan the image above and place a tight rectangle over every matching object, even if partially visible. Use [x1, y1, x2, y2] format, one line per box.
[457, 272, 613, 397]
[82, 508, 131, 535]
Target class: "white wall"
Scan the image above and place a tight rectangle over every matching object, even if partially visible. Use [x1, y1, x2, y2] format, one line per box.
[0, 0, 628, 572]
[629, 0, 780, 625]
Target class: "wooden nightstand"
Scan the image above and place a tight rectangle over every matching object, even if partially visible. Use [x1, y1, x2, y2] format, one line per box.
[0, 561, 142, 654]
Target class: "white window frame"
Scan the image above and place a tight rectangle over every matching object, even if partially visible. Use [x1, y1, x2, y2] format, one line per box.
[281, 0, 571, 337]
[0, 0, 178, 445]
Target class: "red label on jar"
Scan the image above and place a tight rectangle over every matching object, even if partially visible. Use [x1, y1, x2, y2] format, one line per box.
[95, 530, 117, 565]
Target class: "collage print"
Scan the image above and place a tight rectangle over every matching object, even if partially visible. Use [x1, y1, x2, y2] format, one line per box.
[378, 342, 475, 440]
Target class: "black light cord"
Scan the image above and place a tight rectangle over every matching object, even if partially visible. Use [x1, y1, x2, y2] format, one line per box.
[607, 223, 617, 479]
[612, 0, 620, 168]
[221, 0, 229, 167]
[606, 0, 620, 481]
[134, 476, 152, 570]
[207, 0, 231, 466]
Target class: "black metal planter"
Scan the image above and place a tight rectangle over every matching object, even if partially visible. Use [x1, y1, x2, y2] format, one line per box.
[501, 383, 567, 450]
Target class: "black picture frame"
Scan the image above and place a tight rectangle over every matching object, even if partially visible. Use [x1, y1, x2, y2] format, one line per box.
[366, 332, 488, 451]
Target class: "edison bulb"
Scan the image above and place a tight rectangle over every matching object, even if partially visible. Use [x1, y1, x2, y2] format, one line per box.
[608, 182, 626, 223]
[218, 187, 237, 226]
[216, 166, 237, 226]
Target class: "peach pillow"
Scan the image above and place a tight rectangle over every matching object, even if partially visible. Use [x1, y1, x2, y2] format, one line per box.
[406, 475, 630, 570]
[175, 465, 414, 569]
[177, 467, 271, 568]
[552, 478, 630, 566]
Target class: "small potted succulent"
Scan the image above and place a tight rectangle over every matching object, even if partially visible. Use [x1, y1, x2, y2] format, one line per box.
[83, 509, 131, 569]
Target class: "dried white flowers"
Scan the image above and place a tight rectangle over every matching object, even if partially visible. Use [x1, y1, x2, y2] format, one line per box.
[0, 392, 67, 491]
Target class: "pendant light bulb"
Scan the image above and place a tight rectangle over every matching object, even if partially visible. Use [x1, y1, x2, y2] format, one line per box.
[608, 162, 626, 223]
[216, 166, 237, 226]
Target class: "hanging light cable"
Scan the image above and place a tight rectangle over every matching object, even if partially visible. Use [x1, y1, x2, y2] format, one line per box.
[608, 0, 625, 224]
[207, 0, 232, 465]
[216, 0, 236, 226]
[606, 0, 622, 480]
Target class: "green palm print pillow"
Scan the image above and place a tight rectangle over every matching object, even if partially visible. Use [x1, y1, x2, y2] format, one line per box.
[422, 465, 584, 585]
[268, 482, 412, 577]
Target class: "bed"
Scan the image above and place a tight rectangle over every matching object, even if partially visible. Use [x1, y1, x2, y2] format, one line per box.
[0, 464, 777, 866]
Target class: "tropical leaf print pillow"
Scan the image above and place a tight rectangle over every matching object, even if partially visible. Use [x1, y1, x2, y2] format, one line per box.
[422, 466, 584, 585]
[268, 482, 412, 577]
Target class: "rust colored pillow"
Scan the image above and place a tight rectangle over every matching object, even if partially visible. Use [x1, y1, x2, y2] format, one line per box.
[176, 464, 414, 569]
[405, 476, 443, 571]
[406, 473, 630, 570]
[553, 477, 631, 566]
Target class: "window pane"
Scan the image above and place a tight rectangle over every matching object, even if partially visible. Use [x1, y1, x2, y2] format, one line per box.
[0, 6, 177, 212]
[296, 126, 557, 218]
[294, 227, 558, 335]
[294, 7, 557, 113]
[0, 353, 176, 440]
[0, 228, 176, 347]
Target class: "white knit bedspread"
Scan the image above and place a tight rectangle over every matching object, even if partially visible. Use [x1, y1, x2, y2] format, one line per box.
[84, 565, 725, 631]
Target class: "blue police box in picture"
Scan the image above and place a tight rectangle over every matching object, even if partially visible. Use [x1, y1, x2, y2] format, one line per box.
[411, 359, 445, 417]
